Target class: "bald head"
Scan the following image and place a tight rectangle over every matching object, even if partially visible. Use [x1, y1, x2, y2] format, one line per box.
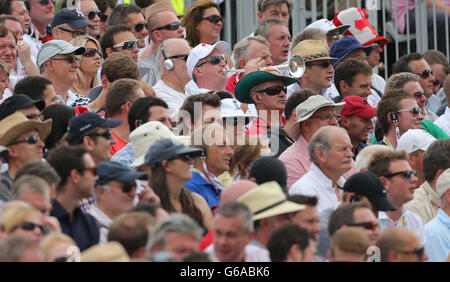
[376, 228, 423, 262]
[220, 180, 258, 203]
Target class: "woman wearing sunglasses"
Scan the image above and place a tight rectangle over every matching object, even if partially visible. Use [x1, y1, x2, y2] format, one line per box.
[2, 206, 46, 243]
[145, 138, 213, 232]
[69, 35, 102, 97]
[182, 0, 233, 69]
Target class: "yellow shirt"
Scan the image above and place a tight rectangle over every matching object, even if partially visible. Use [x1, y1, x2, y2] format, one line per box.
[404, 182, 441, 224]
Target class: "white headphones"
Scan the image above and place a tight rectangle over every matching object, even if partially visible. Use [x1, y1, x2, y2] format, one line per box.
[161, 43, 174, 71]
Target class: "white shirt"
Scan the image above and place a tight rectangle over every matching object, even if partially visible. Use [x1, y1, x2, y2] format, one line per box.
[426, 94, 442, 113]
[367, 88, 381, 108]
[289, 163, 345, 213]
[371, 73, 386, 93]
[378, 208, 426, 244]
[22, 34, 42, 60]
[204, 244, 270, 262]
[434, 107, 450, 135]
[153, 80, 192, 119]
[89, 205, 113, 244]
[0, 88, 12, 104]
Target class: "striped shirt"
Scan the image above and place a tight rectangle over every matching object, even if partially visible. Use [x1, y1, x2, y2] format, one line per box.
[405, 182, 441, 224]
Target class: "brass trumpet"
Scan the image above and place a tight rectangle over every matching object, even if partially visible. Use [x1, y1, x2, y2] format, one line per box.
[226, 55, 306, 78]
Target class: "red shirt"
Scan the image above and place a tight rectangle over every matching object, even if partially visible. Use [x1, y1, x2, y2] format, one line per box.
[225, 72, 245, 94]
[246, 116, 286, 136]
[110, 130, 127, 156]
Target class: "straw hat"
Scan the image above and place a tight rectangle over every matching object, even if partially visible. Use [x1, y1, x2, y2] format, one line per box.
[291, 40, 337, 63]
[0, 112, 52, 146]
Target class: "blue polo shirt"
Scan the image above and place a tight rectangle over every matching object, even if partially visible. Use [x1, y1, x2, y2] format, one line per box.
[50, 199, 100, 251]
[184, 171, 221, 208]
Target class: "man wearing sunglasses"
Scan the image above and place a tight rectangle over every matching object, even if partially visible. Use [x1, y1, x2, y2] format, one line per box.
[101, 24, 141, 64]
[369, 150, 426, 246]
[27, 0, 55, 45]
[107, 4, 147, 50]
[89, 160, 148, 244]
[376, 227, 428, 262]
[51, 8, 92, 42]
[80, 0, 101, 38]
[0, 112, 51, 194]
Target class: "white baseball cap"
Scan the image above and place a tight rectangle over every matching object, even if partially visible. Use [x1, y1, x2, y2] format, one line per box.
[436, 168, 450, 198]
[220, 98, 256, 125]
[397, 129, 436, 154]
[305, 19, 350, 35]
[186, 41, 229, 78]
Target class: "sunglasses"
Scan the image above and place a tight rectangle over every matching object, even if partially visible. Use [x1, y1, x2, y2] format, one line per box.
[87, 10, 102, 20]
[255, 85, 287, 96]
[168, 54, 189, 61]
[18, 221, 45, 233]
[118, 181, 137, 194]
[307, 60, 332, 68]
[134, 22, 149, 33]
[196, 55, 227, 68]
[39, 0, 55, 6]
[100, 14, 109, 22]
[169, 152, 202, 162]
[9, 135, 41, 145]
[84, 48, 102, 57]
[415, 69, 433, 79]
[396, 247, 425, 258]
[84, 167, 98, 176]
[111, 39, 139, 50]
[57, 26, 87, 38]
[397, 107, 422, 117]
[152, 21, 182, 32]
[201, 15, 223, 24]
[51, 56, 80, 64]
[433, 80, 443, 87]
[87, 130, 113, 140]
[26, 113, 43, 120]
[412, 91, 424, 99]
[53, 256, 69, 263]
[384, 170, 418, 180]
[346, 221, 379, 231]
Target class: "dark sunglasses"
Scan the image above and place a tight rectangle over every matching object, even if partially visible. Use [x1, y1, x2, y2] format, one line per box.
[119, 181, 137, 194]
[87, 10, 102, 20]
[87, 130, 113, 140]
[196, 55, 227, 68]
[396, 247, 425, 258]
[84, 48, 102, 57]
[9, 135, 41, 145]
[100, 14, 109, 22]
[433, 80, 443, 87]
[397, 107, 422, 117]
[384, 170, 418, 180]
[346, 221, 378, 231]
[152, 21, 182, 32]
[111, 39, 139, 50]
[415, 69, 433, 79]
[307, 60, 332, 68]
[39, 0, 55, 6]
[53, 256, 69, 262]
[168, 54, 189, 61]
[18, 221, 45, 233]
[255, 85, 287, 96]
[57, 26, 87, 38]
[412, 91, 424, 99]
[201, 15, 223, 24]
[26, 113, 43, 120]
[84, 167, 98, 176]
[51, 56, 80, 64]
[169, 152, 202, 162]
[134, 22, 149, 33]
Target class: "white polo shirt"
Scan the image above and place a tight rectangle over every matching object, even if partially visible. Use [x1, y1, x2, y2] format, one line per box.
[378, 208, 426, 244]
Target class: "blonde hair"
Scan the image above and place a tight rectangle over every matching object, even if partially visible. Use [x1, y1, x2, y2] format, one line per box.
[2, 207, 43, 234]
[69, 35, 101, 94]
[39, 232, 76, 254]
[0, 59, 10, 76]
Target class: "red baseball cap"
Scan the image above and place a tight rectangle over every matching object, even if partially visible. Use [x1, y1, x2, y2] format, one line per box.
[340, 96, 376, 118]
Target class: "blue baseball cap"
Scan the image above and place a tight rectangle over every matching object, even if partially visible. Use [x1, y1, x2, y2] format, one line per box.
[66, 112, 122, 142]
[95, 161, 147, 186]
[145, 138, 203, 169]
[329, 36, 372, 68]
[51, 8, 93, 29]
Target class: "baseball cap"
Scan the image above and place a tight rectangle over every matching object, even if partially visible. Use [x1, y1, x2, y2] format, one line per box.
[436, 168, 450, 198]
[329, 36, 372, 68]
[66, 112, 122, 142]
[95, 161, 148, 186]
[248, 156, 288, 194]
[51, 8, 93, 29]
[340, 96, 376, 118]
[305, 19, 350, 35]
[341, 171, 396, 211]
[186, 41, 229, 78]
[397, 129, 436, 154]
[291, 95, 345, 140]
[220, 98, 256, 125]
[37, 40, 86, 68]
[0, 94, 45, 121]
[145, 138, 203, 169]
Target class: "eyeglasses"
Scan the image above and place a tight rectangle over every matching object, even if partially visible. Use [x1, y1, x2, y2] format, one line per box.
[201, 15, 223, 24]
[84, 167, 98, 176]
[412, 91, 424, 99]
[397, 107, 422, 117]
[87, 130, 113, 140]
[87, 10, 102, 20]
[111, 39, 139, 50]
[168, 54, 189, 61]
[118, 181, 137, 194]
[151, 21, 182, 32]
[134, 22, 149, 33]
[346, 221, 379, 231]
[57, 27, 87, 38]
[17, 221, 45, 233]
[384, 170, 418, 180]
[255, 85, 287, 96]
[415, 69, 433, 79]
[9, 135, 41, 145]
[309, 113, 341, 122]
[26, 114, 43, 120]
[196, 55, 227, 68]
[38, 0, 55, 6]
[396, 246, 425, 258]
[371, 43, 380, 50]
[51, 56, 80, 64]
[84, 48, 102, 57]
[307, 60, 332, 69]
